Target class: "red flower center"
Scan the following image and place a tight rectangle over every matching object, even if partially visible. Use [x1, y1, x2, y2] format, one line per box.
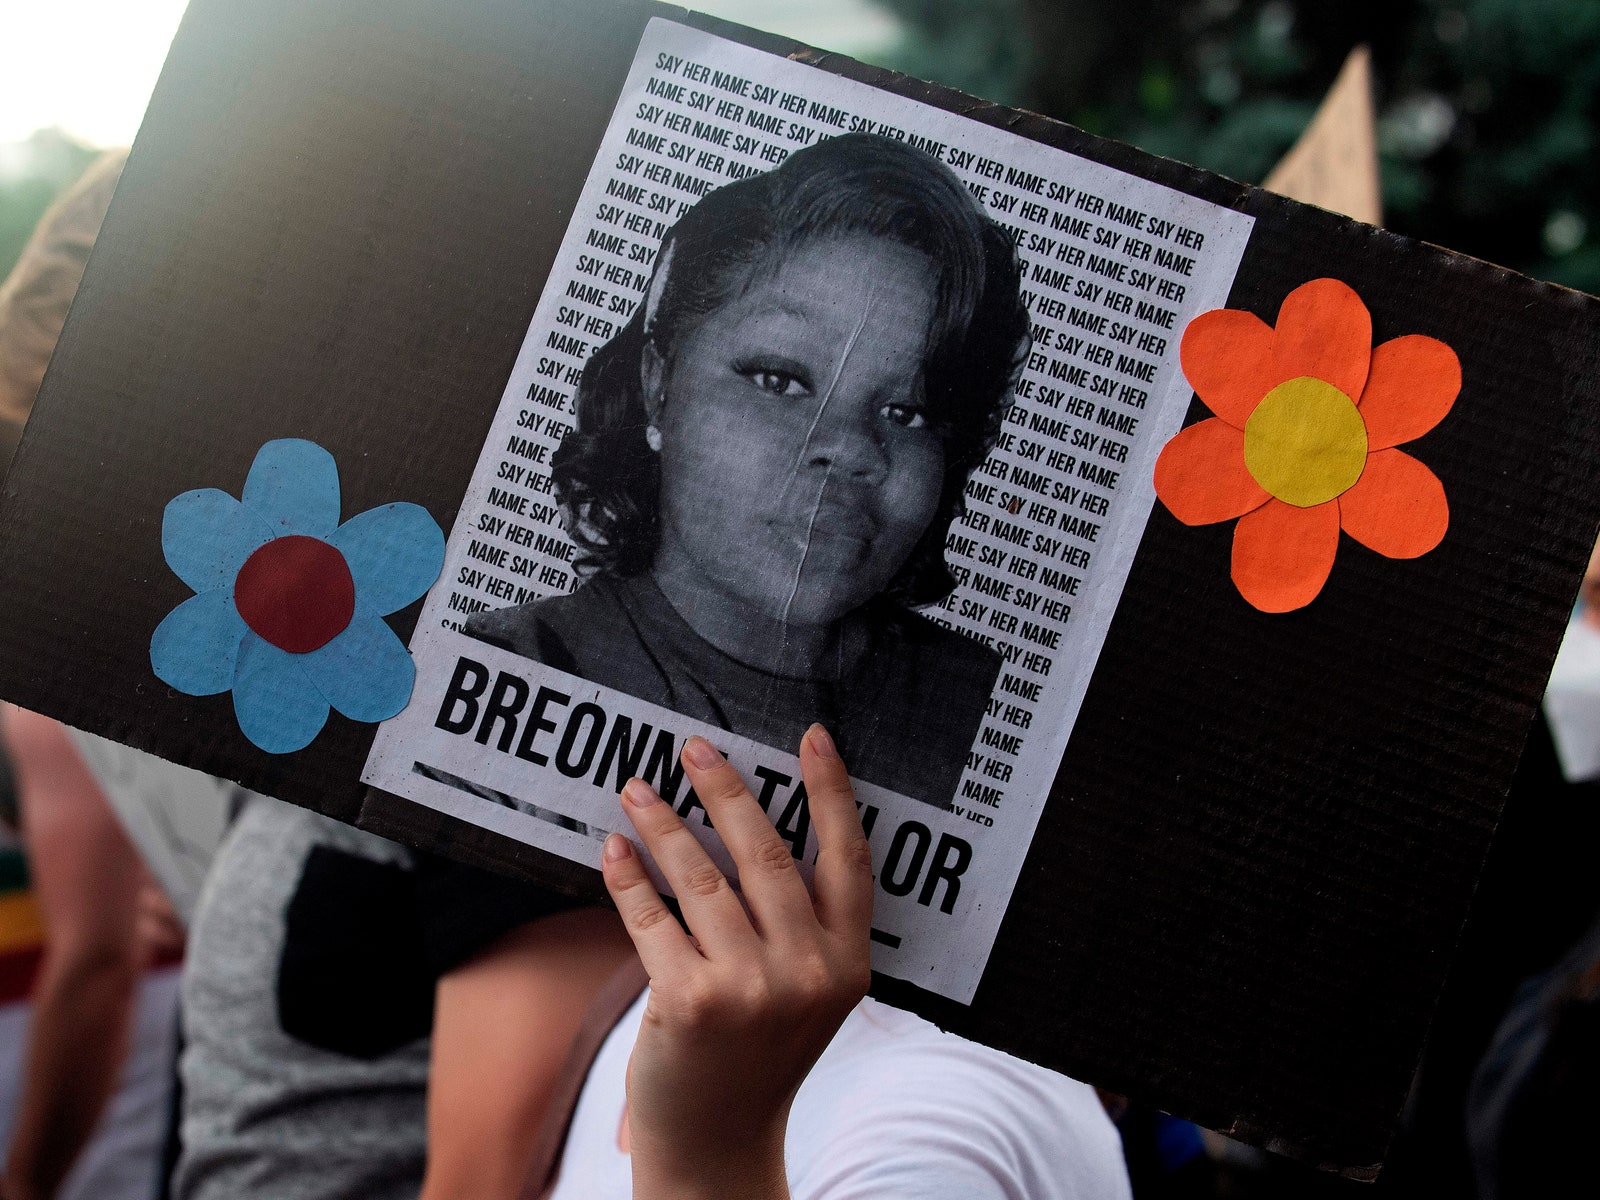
[234, 536, 355, 654]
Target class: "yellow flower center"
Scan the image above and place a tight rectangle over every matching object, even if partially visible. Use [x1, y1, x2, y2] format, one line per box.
[1243, 376, 1368, 507]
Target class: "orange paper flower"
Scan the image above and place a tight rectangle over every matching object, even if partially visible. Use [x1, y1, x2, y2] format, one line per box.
[1154, 278, 1457, 612]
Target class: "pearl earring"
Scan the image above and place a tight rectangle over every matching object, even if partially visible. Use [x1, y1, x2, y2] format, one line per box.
[645, 424, 663, 452]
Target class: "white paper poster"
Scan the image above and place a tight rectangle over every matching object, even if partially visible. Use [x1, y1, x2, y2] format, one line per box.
[364, 18, 1253, 1002]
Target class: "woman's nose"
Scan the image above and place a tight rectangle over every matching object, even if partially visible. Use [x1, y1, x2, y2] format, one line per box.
[804, 403, 890, 482]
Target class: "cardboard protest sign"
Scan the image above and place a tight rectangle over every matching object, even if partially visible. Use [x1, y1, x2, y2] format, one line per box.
[360, 17, 1254, 1005]
[3, 0, 1599, 1173]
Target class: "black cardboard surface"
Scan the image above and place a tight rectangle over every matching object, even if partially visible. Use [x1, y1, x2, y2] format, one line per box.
[3, 0, 1599, 1172]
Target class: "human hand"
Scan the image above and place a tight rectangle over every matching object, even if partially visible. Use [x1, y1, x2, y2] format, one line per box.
[133, 880, 185, 966]
[601, 725, 873, 1200]
[1582, 534, 1600, 628]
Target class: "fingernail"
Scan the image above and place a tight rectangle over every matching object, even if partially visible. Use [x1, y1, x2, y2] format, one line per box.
[684, 737, 722, 769]
[603, 833, 632, 862]
[806, 724, 838, 759]
[622, 778, 660, 807]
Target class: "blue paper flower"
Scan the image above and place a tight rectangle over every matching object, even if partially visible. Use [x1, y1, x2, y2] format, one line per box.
[150, 439, 445, 753]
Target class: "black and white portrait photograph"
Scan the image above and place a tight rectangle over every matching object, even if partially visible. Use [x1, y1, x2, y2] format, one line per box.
[468, 132, 1031, 809]
[361, 15, 1251, 994]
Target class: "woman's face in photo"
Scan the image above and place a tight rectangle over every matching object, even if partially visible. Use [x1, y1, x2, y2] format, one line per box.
[650, 234, 946, 630]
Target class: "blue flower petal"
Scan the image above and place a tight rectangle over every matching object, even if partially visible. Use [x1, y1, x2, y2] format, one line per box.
[327, 503, 446, 617]
[231, 631, 331, 753]
[162, 489, 273, 595]
[150, 590, 249, 696]
[241, 439, 341, 538]
[300, 614, 416, 723]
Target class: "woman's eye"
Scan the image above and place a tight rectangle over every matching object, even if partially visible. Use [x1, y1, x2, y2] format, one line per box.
[881, 403, 930, 429]
[747, 369, 806, 397]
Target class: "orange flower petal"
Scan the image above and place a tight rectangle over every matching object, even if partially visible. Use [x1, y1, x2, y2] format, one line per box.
[1338, 448, 1448, 559]
[1180, 308, 1278, 428]
[1154, 418, 1270, 526]
[1270, 278, 1372, 400]
[1231, 498, 1341, 612]
[1357, 335, 1461, 450]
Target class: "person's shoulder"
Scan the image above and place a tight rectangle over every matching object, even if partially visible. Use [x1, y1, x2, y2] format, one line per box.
[893, 609, 1004, 679]
[465, 594, 561, 656]
[828, 1000, 1114, 1132]
[465, 578, 631, 666]
[785, 1000, 1131, 1199]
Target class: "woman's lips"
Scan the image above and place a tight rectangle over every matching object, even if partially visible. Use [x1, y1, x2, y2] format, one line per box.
[770, 500, 880, 548]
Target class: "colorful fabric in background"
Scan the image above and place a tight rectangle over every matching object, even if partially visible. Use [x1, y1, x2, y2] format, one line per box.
[0, 846, 44, 1005]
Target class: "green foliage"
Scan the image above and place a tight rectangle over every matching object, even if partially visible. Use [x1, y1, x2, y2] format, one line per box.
[1399, 0, 1600, 292]
[877, 0, 1034, 107]
[0, 178, 68, 277]
[0, 130, 99, 281]
[877, 0, 1600, 293]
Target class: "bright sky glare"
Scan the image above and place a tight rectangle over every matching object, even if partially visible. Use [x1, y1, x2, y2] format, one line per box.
[0, 0, 901, 147]
[0, 0, 192, 145]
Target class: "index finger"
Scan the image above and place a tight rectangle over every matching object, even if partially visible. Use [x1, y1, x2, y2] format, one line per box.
[677, 737, 817, 935]
[799, 725, 873, 940]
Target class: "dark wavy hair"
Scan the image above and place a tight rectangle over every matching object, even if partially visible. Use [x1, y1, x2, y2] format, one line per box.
[553, 132, 1031, 609]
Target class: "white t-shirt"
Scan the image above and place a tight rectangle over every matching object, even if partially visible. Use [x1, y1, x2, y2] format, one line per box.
[547, 991, 1132, 1200]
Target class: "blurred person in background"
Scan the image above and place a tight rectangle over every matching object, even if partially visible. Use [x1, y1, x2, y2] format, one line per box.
[0, 151, 186, 1200]
[1454, 541, 1600, 1200]
[1465, 904, 1600, 1200]
[0, 153, 123, 471]
[0, 710, 183, 1200]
